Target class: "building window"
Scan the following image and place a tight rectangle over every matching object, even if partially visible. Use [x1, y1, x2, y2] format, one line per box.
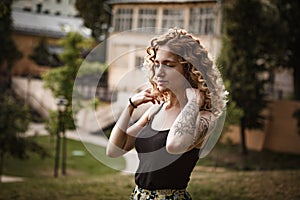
[57, 0, 61, 3]
[162, 9, 184, 29]
[114, 8, 133, 31]
[23, 7, 32, 12]
[137, 9, 157, 29]
[189, 7, 215, 35]
[135, 56, 144, 69]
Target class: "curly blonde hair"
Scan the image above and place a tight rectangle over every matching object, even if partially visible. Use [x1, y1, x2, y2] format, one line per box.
[144, 28, 227, 117]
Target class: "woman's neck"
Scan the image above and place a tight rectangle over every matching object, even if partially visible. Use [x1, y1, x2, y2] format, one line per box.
[165, 91, 187, 110]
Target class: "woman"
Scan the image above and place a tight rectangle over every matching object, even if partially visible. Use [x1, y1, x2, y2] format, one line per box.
[106, 28, 227, 199]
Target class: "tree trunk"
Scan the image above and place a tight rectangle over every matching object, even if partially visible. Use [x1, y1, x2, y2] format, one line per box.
[0, 151, 4, 183]
[294, 64, 300, 100]
[4, 61, 12, 91]
[240, 118, 248, 155]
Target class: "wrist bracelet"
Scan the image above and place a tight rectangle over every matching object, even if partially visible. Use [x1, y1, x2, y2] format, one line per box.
[129, 97, 137, 108]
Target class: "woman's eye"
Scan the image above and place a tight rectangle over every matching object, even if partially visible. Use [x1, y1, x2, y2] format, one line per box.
[165, 64, 173, 67]
[153, 63, 174, 68]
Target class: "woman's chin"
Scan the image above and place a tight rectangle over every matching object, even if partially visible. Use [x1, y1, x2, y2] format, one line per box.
[157, 86, 168, 92]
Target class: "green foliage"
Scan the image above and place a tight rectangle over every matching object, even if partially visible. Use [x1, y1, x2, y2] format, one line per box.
[0, 0, 22, 65]
[216, 0, 291, 154]
[0, 2, 47, 178]
[87, 97, 101, 110]
[42, 32, 93, 133]
[0, 93, 29, 140]
[0, 91, 48, 178]
[77, 61, 108, 78]
[221, 81, 244, 132]
[0, 0, 22, 90]
[217, 0, 279, 130]
[29, 36, 51, 66]
[75, 0, 110, 40]
[272, 0, 300, 100]
[75, 61, 108, 107]
[29, 36, 61, 67]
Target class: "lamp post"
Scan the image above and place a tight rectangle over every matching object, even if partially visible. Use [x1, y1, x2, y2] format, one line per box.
[60, 98, 68, 176]
[53, 96, 68, 178]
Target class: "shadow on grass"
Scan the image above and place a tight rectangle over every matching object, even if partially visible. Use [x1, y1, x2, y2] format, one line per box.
[199, 142, 300, 171]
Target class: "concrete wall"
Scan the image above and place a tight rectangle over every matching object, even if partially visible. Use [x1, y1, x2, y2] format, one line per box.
[12, 77, 56, 118]
[222, 101, 300, 154]
[263, 100, 300, 154]
[12, 33, 58, 77]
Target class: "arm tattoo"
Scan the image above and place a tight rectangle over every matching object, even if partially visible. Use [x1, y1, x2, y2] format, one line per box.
[193, 115, 216, 145]
[198, 116, 209, 139]
[172, 100, 198, 137]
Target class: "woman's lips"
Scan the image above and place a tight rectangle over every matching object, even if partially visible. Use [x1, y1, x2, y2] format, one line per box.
[157, 80, 168, 86]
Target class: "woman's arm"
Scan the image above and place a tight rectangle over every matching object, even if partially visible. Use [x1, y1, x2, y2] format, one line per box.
[106, 88, 159, 158]
[166, 89, 216, 154]
[106, 104, 148, 158]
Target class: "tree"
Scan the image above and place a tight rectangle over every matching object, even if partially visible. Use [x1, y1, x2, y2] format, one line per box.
[75, 0, 111, 41]
[43, 32, 92, 133]
[29, 36, 62, 67]
[217, 0, 283, 155]
[272, 0, 300, 100]
[0, 1, 47, 181]
[43, 32, 92, 176]
[0, 0, 22, 91]
[0, 92, 48, 182]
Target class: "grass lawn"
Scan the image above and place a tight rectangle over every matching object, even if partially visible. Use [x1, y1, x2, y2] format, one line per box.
[1, 136, 300, 200]
[1, 136, 125, 178]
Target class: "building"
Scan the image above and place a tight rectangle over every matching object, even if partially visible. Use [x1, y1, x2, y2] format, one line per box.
[11, 7, 90, 76]
[12, 0, 78, 16]
[106, 0, 222, 92]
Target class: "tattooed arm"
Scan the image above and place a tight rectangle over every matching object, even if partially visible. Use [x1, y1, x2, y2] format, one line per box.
[166, 91, 216, 154]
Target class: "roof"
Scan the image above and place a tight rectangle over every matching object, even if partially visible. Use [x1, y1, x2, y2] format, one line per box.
[12, 10, 91, 38]
[108, 0, 218, 4]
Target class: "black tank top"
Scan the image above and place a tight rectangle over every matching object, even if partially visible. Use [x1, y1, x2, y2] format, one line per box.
[135, 104, 200, 190]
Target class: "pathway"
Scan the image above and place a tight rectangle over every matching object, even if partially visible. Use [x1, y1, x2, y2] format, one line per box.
[1, 175, 24, 183]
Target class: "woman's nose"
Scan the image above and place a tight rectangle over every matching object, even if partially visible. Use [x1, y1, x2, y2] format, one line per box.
[155, 64, 165, 77]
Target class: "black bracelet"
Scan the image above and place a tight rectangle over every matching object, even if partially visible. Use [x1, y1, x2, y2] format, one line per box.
[129, 97, 137, 108]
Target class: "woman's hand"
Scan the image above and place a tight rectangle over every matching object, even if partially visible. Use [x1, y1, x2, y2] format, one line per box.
[130, 88, 161, 108]
[185, 88, 204, 107]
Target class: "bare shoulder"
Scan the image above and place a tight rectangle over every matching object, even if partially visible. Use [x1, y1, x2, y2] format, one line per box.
[135, 104, 162, 126]
[147, 104, 163, 120]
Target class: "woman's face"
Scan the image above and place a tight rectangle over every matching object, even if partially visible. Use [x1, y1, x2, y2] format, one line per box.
[154, 46, 187, 93]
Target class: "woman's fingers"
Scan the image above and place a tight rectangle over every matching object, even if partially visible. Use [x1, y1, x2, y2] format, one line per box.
[185, 88, 203, 106]
[131, 88, 160, 107]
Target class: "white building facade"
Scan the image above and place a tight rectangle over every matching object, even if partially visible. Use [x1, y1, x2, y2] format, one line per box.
[12, 0, 78, 16]
[106, 0, 222, 92]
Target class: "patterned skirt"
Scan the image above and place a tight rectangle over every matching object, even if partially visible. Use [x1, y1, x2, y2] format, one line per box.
[130, 186, 192, 200]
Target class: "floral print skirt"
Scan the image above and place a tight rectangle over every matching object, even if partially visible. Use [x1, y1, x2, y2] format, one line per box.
[130, 186, 192, 200]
